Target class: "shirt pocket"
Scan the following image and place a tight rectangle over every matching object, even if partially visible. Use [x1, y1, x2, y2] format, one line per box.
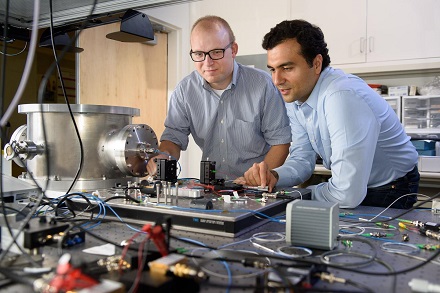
[233, 119, 265, 156]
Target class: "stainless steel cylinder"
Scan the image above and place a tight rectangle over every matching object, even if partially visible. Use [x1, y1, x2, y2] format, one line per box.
[17, 104, 158, 192]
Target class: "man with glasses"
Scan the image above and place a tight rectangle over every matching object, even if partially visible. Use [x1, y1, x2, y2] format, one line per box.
[147, 15, 291, 180]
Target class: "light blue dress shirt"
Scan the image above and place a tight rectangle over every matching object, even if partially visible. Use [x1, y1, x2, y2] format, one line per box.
[161, 61, 291, 179]
[275, 67, 418, 208]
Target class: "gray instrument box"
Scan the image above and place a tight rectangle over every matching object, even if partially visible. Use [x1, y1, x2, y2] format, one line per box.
[1, 174, 39, 203]
[286, 199, 339, 250]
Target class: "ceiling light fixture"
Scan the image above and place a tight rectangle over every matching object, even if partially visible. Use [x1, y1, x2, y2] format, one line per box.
[106, 9, 154, 43]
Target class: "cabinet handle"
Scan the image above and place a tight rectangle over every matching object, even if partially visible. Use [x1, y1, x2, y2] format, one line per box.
[368, 36, 374, 53]
[360, 37, 366, 53]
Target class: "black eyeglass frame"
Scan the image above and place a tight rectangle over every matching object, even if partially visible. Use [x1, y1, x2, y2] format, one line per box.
[189, 42, 234, 62]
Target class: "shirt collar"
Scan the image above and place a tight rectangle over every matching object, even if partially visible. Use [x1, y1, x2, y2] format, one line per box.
[294, 66, 332, 110]
[201, 60, 238, 91]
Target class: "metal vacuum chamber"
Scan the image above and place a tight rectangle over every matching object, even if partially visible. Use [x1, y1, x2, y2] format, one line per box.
[4, 104, 158, 192]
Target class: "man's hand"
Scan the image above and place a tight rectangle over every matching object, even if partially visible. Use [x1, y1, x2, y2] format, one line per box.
[241, 162, 278, 192]
[146, 153, 169, 176]
[146, 141, 182, 176]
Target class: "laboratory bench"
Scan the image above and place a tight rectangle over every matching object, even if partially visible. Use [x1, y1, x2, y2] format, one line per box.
[1, 202, 440, 293]
[313, 164, 440, 201]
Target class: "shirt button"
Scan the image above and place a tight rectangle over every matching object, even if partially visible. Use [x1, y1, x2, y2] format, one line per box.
[221, 139, 224, 143]
[220, 101, 223, 104]
[222, 158, 225, 162]
[221, 119, 224, 124]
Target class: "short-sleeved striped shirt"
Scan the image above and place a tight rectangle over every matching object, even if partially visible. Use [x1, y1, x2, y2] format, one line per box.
[161, 61, 291, 179]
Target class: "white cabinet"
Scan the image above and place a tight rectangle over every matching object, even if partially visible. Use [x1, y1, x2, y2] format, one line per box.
[290, 0, 440, 70]
[188, 0, 440, 71]
[367, 0, 440, 63]
[290, 0, 367, 65]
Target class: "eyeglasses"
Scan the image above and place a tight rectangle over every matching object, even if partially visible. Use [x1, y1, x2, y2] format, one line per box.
[189, 42, 234, 62]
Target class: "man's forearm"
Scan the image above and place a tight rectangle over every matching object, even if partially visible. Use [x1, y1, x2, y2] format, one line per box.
[158, 140, 182, 160]
[263, 143, 289, 169]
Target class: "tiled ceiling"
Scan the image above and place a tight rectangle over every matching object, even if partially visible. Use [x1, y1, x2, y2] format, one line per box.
[1, 0, 195, 28]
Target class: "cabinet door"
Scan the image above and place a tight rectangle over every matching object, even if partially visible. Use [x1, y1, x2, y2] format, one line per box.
[290, 0, 367, 65]
[367, 0, 440, 62]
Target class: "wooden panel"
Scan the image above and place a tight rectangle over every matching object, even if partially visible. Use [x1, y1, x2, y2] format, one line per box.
[78, 22, 167, 138]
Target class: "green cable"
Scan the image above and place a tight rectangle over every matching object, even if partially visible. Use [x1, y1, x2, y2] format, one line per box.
[416, 244, 440, 250]
[361, 232, 394, 238]
[176, 247, 188, 253]
[375, 222, 396, 229]
[339, 212, 354, 217]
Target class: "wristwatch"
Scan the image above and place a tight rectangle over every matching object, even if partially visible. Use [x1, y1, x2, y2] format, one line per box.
[269, 170, 279, 181]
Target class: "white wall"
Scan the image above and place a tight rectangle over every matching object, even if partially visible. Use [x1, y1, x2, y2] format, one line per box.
[189, 0, 291, 56]
[142, 0, 440, 179]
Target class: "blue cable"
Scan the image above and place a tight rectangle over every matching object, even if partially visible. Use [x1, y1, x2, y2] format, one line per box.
[55, 194, 105, 231]
[176, 237, 208, 248]
[80, 198, 105, 230]
[223, 259, 232, 293]
[91, 195, 145, 233]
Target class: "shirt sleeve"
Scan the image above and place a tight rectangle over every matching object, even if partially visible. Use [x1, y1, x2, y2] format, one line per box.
[313, 90, 380, 208]
[261, 82, 292, 145]
[160, 85, 191, 150]
[274, 106, 316, 186]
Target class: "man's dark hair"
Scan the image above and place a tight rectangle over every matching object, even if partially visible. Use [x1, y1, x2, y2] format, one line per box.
[262, 20, 331, 70]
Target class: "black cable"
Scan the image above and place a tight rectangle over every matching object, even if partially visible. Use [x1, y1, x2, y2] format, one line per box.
[37, 0, 99, 194]
[54, 192, 95, 220]
[61, 194, 140, 216]
[373, 257, 396, 293]
[341, 192, 440, 226]
[48, 0, 85, 195]
[104, 195, 141, 204]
